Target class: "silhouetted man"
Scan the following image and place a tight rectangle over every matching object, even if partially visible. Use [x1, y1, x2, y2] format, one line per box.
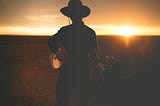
[48, 0, 98, 106]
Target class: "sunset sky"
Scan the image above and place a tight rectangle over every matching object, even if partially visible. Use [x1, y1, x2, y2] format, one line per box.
[0, 0, 160, 36]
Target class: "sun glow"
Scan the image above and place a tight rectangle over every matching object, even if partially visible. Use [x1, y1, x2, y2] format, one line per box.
[115, 26, 137, 37]
[1, 25, 160, 36]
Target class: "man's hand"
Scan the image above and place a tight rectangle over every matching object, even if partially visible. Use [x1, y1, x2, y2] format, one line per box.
[98, 62, 106, 72]
[55, 45, 65, 61]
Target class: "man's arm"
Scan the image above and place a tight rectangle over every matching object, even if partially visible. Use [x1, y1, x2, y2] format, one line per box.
[89, 31, 106, 72]
[48, 28, 65, 53]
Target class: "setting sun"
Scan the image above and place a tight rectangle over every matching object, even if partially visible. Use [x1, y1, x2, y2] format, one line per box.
[115, 26, 138, 37]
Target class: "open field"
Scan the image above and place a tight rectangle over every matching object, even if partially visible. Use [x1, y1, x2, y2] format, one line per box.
[0, 35, 160, 106]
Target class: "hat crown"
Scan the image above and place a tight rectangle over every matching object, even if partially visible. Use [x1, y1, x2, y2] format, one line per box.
[68, 0, 83, 8]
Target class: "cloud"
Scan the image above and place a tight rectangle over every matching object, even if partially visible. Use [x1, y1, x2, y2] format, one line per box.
[85, 0, 160, 27]
[0, 26, 59, 35]
[0, 14, 65, 27]
[0, 0, 62, 26]
[25, 14, 62, 27]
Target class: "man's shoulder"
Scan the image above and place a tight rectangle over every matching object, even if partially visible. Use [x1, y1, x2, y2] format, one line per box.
[55, 25, 72, 34]
[85, 25, 96, 36]
[59, 24, 96, 35]
[60, 25, 72, 30]
[84, 25, 95, 33]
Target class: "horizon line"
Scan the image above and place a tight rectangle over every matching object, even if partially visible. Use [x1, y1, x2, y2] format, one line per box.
[0, 34, 160, 38]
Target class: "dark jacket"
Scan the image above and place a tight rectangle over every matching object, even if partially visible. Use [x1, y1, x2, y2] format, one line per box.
[48, 22, 97, 63]
[48, 22, 97, 86]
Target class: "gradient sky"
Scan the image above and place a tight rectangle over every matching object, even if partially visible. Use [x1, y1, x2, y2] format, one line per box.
[0, 0, 160, 35]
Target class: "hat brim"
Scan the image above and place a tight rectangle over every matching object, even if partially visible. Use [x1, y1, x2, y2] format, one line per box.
[60, 6, 90, 18]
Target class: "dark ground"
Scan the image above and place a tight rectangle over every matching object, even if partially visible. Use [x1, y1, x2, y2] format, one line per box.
[0, 35, 160, 106]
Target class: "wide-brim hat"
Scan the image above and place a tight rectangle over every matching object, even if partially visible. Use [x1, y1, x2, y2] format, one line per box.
[60, 0, 90, 18]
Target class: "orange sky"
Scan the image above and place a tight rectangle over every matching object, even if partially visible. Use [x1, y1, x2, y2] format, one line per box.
[0, 0, 160, 36]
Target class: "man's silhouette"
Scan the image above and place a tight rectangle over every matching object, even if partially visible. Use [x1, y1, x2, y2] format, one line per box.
[48, 0, 98, 105]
